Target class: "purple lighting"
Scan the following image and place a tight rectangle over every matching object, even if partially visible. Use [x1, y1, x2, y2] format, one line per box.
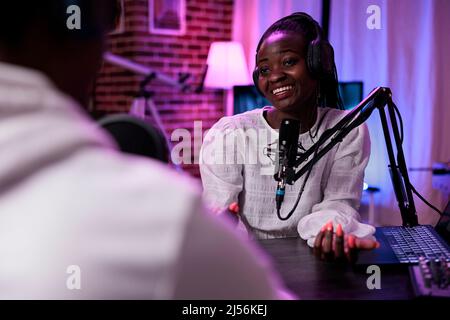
[204, 41, 251, 89]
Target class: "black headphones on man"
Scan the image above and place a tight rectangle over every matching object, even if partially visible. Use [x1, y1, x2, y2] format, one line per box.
[252, 12, 335, 94]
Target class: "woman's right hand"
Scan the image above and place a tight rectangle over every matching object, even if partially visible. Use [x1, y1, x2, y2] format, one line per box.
[313, 221, 380, 263]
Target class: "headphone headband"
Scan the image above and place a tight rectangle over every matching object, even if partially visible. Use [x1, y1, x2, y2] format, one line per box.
[255, 12, 323, 54]
[253, 12, 335, 94]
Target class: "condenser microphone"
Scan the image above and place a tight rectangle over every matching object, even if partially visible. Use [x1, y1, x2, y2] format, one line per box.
[275, 119, 301, 211]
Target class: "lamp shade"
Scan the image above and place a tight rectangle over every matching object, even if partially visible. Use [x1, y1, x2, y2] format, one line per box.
[204, 41, 251, 89]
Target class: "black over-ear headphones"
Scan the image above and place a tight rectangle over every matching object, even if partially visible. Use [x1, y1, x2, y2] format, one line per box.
[252, 12, 335, 95]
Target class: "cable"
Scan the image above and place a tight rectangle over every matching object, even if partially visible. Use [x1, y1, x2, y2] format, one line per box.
[392, 102, 443, 217]
[408, 182, 444, 216]
[309, 109, 330, 141]
[391, 101, 404, 144]
[276, 110, 329, 220]
[276, 141, 319, 221]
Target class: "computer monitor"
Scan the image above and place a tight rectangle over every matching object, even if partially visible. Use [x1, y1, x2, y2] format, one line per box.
[338, 81, 364, 110]
[233, 81, 364, 114]
[233, 85, 270, 115]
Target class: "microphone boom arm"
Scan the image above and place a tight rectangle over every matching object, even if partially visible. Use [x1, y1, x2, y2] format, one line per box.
[291, 87, 389, 181]
[290, 87, 418, 227]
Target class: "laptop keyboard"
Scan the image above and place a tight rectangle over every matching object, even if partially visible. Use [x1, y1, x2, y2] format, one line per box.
[381, 225, 450, 264]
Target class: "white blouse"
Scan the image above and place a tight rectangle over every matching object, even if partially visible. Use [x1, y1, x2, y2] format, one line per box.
[200, 106, 375, 246]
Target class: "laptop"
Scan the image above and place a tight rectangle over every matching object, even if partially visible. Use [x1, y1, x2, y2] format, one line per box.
[356, 201, 450, 266]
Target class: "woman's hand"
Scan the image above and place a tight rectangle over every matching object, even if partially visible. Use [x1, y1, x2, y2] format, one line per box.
[313, 221, 380, 263]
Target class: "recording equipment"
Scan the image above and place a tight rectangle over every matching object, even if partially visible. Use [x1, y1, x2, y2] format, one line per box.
[409, 256, 450, 298]
[98, 114, 169, 163]
[103, 52, 190, 91]
[271, 87, 392, 221]
[298, 87, 450, 267]
[275, 119, 301, 211]
[103, 52, 189, 173]
[194, 65, 209, 93]
[252, 12, 335, 94]
[357, 201, 450, 267]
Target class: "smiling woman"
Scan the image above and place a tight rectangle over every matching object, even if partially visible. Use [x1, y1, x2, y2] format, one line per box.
[200, 12, 379, 262]
[255, 31, 318, 129]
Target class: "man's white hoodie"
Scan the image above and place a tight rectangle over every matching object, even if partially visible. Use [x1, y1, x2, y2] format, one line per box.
[0, 62, 285, 299]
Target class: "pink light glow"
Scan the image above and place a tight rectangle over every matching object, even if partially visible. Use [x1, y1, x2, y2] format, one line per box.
[204, 41, 251, 89]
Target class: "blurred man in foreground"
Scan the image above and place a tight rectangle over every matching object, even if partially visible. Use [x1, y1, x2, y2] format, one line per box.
[0, 1, 289, 299]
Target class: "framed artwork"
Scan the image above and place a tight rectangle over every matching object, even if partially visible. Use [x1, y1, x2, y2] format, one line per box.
[110, 0, 125, 34]
[149, 0, 186, 36]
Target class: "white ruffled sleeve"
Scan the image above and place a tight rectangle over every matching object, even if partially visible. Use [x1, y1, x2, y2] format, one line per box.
[199, 117, 244, 210]
[297, 123, 376, 247]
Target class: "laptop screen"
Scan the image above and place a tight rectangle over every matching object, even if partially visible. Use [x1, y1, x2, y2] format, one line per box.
[435, 201, 450, 244]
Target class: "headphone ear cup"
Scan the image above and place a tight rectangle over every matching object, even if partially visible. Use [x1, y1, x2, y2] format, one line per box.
[252, 67, 264, 95]
[307, 40, 335, 80]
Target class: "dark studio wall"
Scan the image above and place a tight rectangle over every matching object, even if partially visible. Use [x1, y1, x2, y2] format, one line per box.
[93, 0, 234, 177]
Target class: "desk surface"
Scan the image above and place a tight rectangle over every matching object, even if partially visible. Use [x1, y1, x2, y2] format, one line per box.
[257, 237, 415, 300]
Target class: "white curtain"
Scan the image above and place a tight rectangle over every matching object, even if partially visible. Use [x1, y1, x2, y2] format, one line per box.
[330, 0, 450, 225]
[233, 0, 450, 226]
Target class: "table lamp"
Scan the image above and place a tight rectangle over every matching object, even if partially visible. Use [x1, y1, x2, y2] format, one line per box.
[204, 41, 251, 116]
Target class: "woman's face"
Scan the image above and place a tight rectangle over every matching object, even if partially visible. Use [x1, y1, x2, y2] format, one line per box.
[256, 31, 317, 114]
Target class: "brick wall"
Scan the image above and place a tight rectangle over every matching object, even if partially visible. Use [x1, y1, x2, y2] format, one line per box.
[93, 0, 234, 177]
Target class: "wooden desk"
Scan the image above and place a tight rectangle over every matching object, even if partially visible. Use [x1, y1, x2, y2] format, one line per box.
[257, 237, 415, 299]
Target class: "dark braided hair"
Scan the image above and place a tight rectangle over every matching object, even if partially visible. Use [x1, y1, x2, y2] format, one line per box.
[256, 13, 343, 110]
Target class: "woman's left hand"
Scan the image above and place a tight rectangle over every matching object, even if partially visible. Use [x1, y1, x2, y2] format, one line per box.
[313, 221, 380, 263]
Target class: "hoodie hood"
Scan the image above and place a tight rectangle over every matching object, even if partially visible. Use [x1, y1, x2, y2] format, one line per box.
[0, 62, 116, 193]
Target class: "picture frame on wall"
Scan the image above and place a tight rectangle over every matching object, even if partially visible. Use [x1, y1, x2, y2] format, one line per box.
[110, 0, 125, 34]
[149, 0, 186, 36]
